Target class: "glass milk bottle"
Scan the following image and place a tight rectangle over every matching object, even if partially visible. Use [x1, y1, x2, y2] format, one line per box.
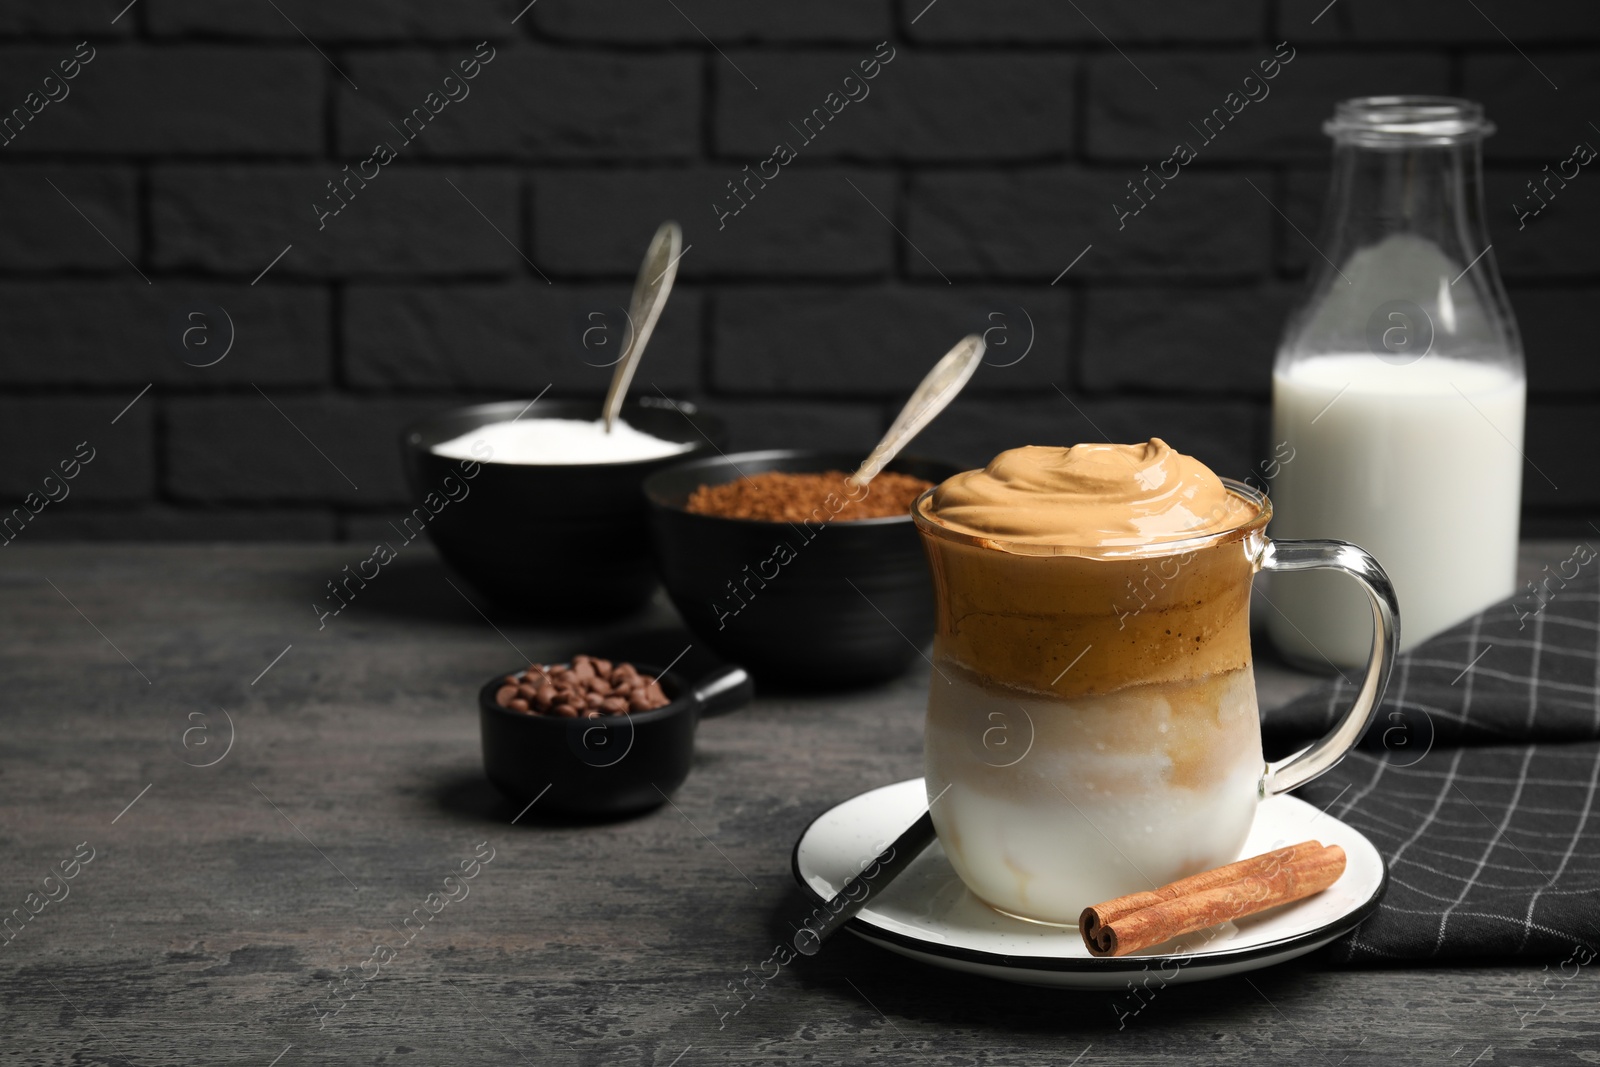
[1269, 97, 1525, 668]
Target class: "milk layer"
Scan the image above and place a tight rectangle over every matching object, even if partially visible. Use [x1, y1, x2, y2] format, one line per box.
[925, 664, 1263, 924]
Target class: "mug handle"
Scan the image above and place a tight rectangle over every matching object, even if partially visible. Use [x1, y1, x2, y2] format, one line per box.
[1258, 539, 1401, 796]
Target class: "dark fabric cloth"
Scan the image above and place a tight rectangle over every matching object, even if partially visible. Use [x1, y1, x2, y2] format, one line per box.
[1265, 558, 1600, 961]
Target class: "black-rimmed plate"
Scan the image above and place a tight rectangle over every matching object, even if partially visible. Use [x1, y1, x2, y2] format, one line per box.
[791, 778, 1386, 989]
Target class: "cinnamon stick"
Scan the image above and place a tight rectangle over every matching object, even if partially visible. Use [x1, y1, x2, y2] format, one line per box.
[1079, 841, 1346, 958]
[1085, 840, 1325, 928]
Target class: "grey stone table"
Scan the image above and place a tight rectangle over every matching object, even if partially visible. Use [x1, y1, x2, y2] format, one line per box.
[1, 542, 1592, 1066]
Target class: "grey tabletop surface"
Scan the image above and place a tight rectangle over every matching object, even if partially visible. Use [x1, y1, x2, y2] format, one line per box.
[1, 540, 1593, 1066]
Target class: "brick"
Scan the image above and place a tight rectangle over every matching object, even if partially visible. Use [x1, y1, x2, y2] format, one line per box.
[345, 283, 702, 393]
[538, 0, 891, 42]
[912, 396, 1267, 479]
[1512, 288, 1600, 395]
[1277, 0, 1599, 42]
[1522, 513, 1600, 537]
[0, 165, 137, 270]
[533, 169, 895, 278]
[1086, 50, 1448, 162]
[905, 168, 1274, 281]
[1525, 404, 1600, 507]
[148, 0, 511, 40]
[0, 46, 322, 155]
[1463, 55, 1600, 161]
[165, 396, 445, 505]
[1278, 169, 1325, 274]
[714, 49, 1074, 162]
[0, 5, 136, 36]
[31, 506, 337, 541]
[338, 47, 699, 162]
[1489, 169, 1600, 277]
[713, 400, 885, 453]
[0, 397, 152, 504]
[908, 0, 1265, 42]
[1081, 285, 1294, 394]
[151, 166, 524, 279]
[0, 282, 329, 387]
[711, 286, 1069, 394]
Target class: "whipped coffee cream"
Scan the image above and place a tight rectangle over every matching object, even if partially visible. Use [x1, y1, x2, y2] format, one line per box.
[431, 417, 692, 465]
[925, 439, 1250, 548]
[916, 440, 1269, 922]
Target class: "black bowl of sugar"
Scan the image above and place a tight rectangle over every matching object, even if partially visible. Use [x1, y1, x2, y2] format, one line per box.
[401, 397, 725, 619]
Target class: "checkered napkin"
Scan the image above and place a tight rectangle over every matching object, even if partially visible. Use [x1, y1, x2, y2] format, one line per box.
[1265, 561, 1600, 961]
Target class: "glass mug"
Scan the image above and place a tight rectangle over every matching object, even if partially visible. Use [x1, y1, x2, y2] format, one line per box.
[913, 480, 1399, 925]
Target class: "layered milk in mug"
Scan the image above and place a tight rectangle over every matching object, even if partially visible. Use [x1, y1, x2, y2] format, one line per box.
[915, 442, 1267, 923]
[915, 441, 1401, 924]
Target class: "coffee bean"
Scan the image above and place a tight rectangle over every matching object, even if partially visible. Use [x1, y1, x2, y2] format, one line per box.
[502, 656, 669, 719]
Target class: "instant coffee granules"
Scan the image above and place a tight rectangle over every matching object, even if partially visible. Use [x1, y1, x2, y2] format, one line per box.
[685, 470, 932, 523]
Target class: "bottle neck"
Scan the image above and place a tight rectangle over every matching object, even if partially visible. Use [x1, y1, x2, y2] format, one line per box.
[1281, 134, 1522, 369]
[1315, 139, 1491, 273]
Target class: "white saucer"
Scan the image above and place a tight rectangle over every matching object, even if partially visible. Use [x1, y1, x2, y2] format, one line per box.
[791, 778, 1386, 989]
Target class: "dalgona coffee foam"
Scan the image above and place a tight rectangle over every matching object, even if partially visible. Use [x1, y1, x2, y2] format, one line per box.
[922, 439, 1250, 549]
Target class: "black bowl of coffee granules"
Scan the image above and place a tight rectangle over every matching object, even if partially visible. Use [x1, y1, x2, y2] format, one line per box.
[644, 450, 962, 689]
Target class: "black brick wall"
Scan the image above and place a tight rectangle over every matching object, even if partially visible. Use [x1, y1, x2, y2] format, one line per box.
[1, 0, 1597, 540]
